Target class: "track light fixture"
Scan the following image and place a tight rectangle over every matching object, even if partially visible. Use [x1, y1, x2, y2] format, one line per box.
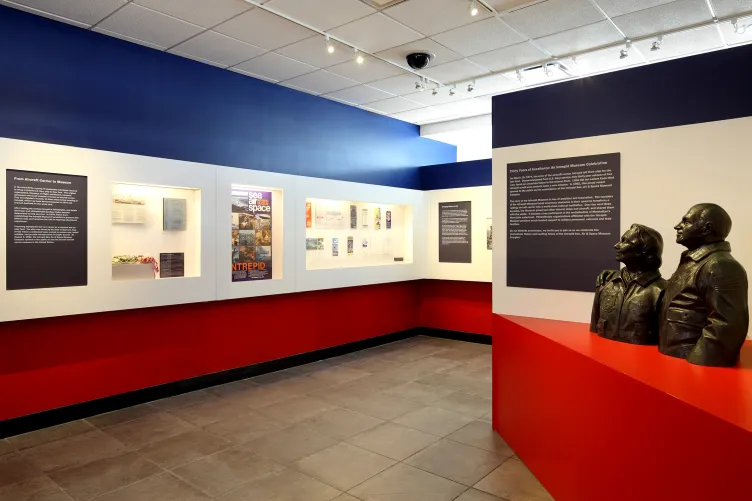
[467, 80, 475, 93]
[516, 69, 524, 83]
[449, 86, 456, 96]
[733, 19, 749, 35]
[469, 0, 479, 16]
[619, 40, 632, 59]
[432, 87, 438, 96]
[543, 63, 553, 77]
[651, 36, 663, 51]
[419, 78, 427, 92]
[354, 48, 364, 64]
[415, 80, 422, 91]
[325, 35, 335, 54]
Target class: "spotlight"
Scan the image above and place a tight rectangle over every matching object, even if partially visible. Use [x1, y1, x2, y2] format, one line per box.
[469, 0, 478, 16]
[651, 36, 663, 52]
[516, 69, 524, 83]
[432, 87, 438, 96]
[733, 19, 749, 35]
[543, 63, 553, 77]
[354, 48, 364, 64]
[619, 41, 631, 59]
[449, 86, 456, 96]
[325, 35, 334, 54]
[467, 80, 475, 93]
[419, 78, 427, 92]
[415, 81, 422, 91]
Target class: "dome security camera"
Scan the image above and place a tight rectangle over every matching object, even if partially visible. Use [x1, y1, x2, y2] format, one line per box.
[406, 52, 433, 70]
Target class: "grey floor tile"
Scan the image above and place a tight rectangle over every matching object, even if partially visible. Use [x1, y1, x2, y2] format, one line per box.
[256, 396, 336, 424]
[217, 467, 341, 501]
[433, 392, 492, 418]
[173, 447, 283, 498]
[48, 451, 161, 501]
[331, 494, 361, 501]
[330, 391, 425, 421]
[293, 443, 395, 491]
[0, 476, 73, 501]
[86, 404, 159, 429]
[456, 488, 511, 500]
[446, 421, 513, 458]
[207, 380, 258, 399]
[378, 344, 446, 364]
[215, 383, 298, 408]
[405, 439, 506, 487]
[243, 424, 340, 464]
[151, 390, 218, 412]
[287, 360, 342, 376]
[381, 381, 457, 405]
[7, 421, 95, 451]
[169, 398, 255, 427]
[0, 452, 43, 488]
[93, 472, 210, 501]
[264, 374, 338, 395]
[302, 408, 384, 440]
[0, 440, 14, 457]
[347, 423, 440, 461]
[101, 413, 195, 448]
[474, 458, 553, 501]
[392, 406, 475, 437]
[137, 430, 233, 469]
[204, 411, 287, 444]
[386, 356, 463, 381]
[341, 357, 404, 373]
[349, 463, 466, 500]
[333, 373, 408, 394]
[308, 366, 371, 385]
[20, 430, 127, 472]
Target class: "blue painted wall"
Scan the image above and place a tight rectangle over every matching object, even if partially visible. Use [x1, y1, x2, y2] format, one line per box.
[420, 159, 491, 190]
[492, 43, 752, 148]
[0, 6, 455, 189]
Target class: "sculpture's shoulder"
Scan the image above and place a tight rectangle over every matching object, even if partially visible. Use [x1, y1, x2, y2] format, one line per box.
[651, 276, 668, 292]
[700, 252, 748, 290]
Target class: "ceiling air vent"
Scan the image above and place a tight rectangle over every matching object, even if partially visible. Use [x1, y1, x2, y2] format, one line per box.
[359, 0, 410, 9]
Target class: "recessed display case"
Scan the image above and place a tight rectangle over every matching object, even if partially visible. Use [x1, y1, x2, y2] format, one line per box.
[305, 198, 413, 270]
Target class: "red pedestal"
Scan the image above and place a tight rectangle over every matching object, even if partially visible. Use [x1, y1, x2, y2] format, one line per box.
[493, 314, 752, 501]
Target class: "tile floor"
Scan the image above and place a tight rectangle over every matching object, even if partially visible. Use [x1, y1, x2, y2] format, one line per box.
[0, 336, 554, 501]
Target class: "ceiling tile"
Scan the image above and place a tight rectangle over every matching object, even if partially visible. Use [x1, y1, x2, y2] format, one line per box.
[278, 81, 319, 95]
[612, 0, 713, 38]
[425, 97, 491, 120]
[329, 13, 423, 52]
[276, 35, 355, 68]
[711, 0, 752, 17]
[233, 52, 317, 81]
[390, 106, 449, 124]
[468, 42, 548, 71]
[215, 8, 316, 50]
[431, 18, 526, 56]
[404, 87, 470, 105]
[169, 31, 266, 67]
[96, 3, 204, 49]
[323, 85, 396, 104]
[0, 0, 91, 27]
[169, 51, 227, 68]
[383, 0, 492, 36]
[230, 68, 279, 83]
[368, 73, 425, 95]
[534, 20, 624, 56]
[282, 69, 359, 94]
[485, 0, 539, 13]
[133, 0, 251, 28]
[593, 0, 676, 18]
[265, 0, 375, 31]
[1, 0, 126, 25]
[635, 24, 724, 61]
[363, 96, 424, 114]
[326, 57, 403, 83]
[470, 73, 521, 96]
[421, 59, 490, 83]
[502, 0, 605, 39]
[718, 16, 752, 45]
[93, 27, 164, 49]
[377, 38, 463, 68]
[573, 44, 643, 75]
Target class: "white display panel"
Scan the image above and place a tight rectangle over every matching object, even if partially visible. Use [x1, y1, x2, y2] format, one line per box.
[305, 198, 412, 270]
[0, 138, 217, 323]
[111, 183, 201, 281]
[492, 116, 752, 339]
[426, 186, 492, 282]
[215, 167, 296, 300]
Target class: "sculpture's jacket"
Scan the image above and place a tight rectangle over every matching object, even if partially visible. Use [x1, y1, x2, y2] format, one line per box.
[659, 241, 749, 367]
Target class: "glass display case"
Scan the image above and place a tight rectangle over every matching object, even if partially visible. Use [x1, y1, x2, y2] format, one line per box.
[305, 198, 413, 270]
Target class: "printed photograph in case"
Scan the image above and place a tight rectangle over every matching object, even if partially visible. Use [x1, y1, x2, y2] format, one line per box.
[306, 201, 312, 228]
[332, 238, 339, 257]
[374, 208, 381, 230]
[306, 238, 318, 251]
[350, 205, 357, 229]
[362, 208, 369, 228]
[347, 237, 353, 256]
[386, 210, 392, 229]
[487, 218, 493, 250]
[231, 188, 272, 282]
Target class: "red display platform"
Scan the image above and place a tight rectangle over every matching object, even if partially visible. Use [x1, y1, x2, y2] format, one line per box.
[493, 314, 752, 501]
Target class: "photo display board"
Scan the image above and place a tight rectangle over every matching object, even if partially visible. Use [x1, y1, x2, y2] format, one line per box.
[439, 201, 472, 263]
[507, 153, 620, 292]
[231, 187, 272, 281]
[6, 170, 87, 290]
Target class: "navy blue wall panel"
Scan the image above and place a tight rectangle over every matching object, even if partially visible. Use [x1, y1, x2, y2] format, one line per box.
[493, 43, 752, 148]
[0, 6, 455, 189]
[420, 159, 491, 190]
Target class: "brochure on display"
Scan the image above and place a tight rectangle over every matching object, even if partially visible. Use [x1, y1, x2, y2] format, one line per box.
[231, 188, 272, 282]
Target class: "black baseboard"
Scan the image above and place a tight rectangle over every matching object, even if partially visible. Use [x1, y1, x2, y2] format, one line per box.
[0, 327, 490, 438]
[419, 327, 492, 345]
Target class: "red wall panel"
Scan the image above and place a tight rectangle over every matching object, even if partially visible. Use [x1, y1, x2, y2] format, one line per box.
[418, 280, 492, 335]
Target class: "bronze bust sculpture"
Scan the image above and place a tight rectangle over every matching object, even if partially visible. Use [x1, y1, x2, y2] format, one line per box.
[659, 204, 749, 367]
[591, 224, 667, 344]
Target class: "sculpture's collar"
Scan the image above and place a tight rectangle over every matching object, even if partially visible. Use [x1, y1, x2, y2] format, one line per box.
[683, 241, 731, 262]
[617, 268, 662, 287]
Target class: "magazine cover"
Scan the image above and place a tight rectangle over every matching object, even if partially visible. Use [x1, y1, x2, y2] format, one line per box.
[316, 237, 324, 250]
[386, 210, 392, 229]
[305, 201, 312, 228]
[347, 237, 353, 256]
[350, 205, 357, 229]
[332, 238, 339, 257]
[374, 208, 381, 230]
[362, 208, 369, 228]
[231, 189, 272, 281]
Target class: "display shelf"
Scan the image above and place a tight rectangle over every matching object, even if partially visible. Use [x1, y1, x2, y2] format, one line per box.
[111, 263, 154, 281]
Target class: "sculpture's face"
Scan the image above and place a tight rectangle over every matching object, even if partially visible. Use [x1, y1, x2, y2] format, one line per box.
[614, 226, 641, 263]
[674, 207, 706, 247]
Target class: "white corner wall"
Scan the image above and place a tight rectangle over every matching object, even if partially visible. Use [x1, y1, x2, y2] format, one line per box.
[492, 116, 752, 338]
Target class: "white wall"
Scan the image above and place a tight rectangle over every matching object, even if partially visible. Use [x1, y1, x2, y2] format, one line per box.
[422, 114, 492, 162]
[492, 116, 752, 338]
[426, 186, 492, 282]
